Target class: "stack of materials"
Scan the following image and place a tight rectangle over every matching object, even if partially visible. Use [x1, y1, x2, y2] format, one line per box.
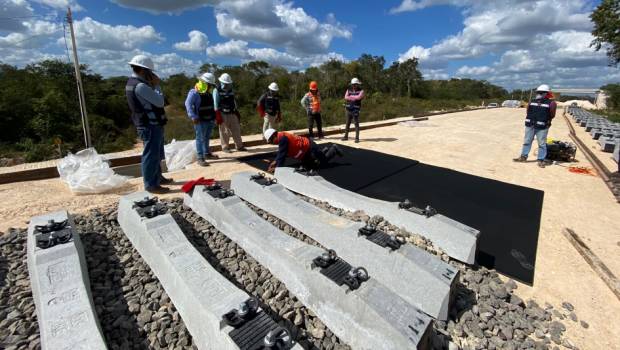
[568, 107, 620, 161]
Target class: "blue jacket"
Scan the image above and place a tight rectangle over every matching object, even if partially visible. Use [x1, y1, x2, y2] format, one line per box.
[185, 87, 219, 120]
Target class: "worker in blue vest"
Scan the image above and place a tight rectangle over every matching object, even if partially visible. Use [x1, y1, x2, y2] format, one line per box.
[185, 72, 222, 166]
[342, 78, 365, 143]
[513, 84, 557, 168]
[125, 55, 171, 194]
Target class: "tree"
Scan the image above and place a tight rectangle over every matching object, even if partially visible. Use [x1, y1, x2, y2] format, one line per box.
[590, 0, 620, 66]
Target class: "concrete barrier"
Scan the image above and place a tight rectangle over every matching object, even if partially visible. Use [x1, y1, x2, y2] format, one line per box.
[231, 171, 458, 320]
[27, 210, 107, 350]
[118, 192, 299, 350]
[185, 184, 433, 350]
[274, 167, 479, 264]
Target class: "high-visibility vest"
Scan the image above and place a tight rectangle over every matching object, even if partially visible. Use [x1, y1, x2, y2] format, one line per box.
[275, 132, 311, 160]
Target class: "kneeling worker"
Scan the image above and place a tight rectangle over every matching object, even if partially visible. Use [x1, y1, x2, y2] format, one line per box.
[264, 128, 342, 173]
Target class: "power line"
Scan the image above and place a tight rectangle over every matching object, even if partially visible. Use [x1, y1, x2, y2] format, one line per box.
[62, 21, 72, 63]
[3, 28, 63, 47]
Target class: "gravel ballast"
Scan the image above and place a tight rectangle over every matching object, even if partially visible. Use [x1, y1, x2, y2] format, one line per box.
[0, 197, 588, 350]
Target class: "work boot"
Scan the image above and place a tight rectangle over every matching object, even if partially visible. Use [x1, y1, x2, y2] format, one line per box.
[537, 160, 546, 168]
[205, 153, 219, 159]
[513, 155, 527, 162]
[354, 138, 360, 143]
[221, 149, 232, 154]
[341, 135, 348, 141]
[197, 159, 209, 167]
[237, 147, 247, 152]
[160, 176, 173, 185]
[146, 186, 170, 194]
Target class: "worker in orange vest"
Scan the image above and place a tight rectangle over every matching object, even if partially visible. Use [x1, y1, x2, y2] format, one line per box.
[300, 81, 323, 139]
[264, 128, 342, 173]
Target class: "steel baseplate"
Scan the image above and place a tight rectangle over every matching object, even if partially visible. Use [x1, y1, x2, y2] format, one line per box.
[231, 171, 458, 320]
[27, 210, 106, 350]
[274, 166, 479, 264]
[185, 183, 433, 350]
[118, 191, 299, 350]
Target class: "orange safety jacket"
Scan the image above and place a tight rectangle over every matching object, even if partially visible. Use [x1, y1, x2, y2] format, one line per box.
[275, 132, 311, 160]
[306, 91, 321, 113]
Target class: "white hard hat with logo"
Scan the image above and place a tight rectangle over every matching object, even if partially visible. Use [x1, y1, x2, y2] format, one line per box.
[350, 77, 361, 85]
[128, 55, 155, 71]
[268, 82, 279, 91]
[536, 84, 550, 92]
[264, 128, 277, 141]
[199, 72, 216, 85]
[219, 73, 233, 84]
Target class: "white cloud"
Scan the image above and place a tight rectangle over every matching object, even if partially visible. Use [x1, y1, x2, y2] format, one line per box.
[174, 30, 208, 52]
[0, 0, 34, 32]
[110, 0, 221, 14]
[77, 49, 200, 77]
[215, 0, 351, 55]
[390, 0, 468, 14]
[0, 20, 61, 49]
[72, 17, 164, 51]
[33, 0, 83, 11]
[207, 39, 249, 58]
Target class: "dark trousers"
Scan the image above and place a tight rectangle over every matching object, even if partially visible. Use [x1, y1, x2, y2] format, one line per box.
[307, 112, 323, 138]
[344, 109, 360, 140]
[302, 140, 339, 169]
[137, 124, 164, 189]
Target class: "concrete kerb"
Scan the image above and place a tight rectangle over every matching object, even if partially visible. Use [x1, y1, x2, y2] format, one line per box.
[231, 171, 458, 320]
[274, 167, 480, 264]
[117, 191, 299, 350]
[27, 210, 107, 350]
[185, 184, 433, 350]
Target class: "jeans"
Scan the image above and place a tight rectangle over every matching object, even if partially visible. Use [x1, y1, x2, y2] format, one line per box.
[137, 124, 164, 189]
[520, 126, 549, 160]
[194, 119, 215, 160]
[345, 109, 360, 140]
[307, 112, 323, 138]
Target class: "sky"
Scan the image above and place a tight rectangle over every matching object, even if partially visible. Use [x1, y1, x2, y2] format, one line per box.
[1, 0, 618, 90]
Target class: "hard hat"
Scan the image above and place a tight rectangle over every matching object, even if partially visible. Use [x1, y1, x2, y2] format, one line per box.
[199, 72, 215, 85]
[309, 81, 318, 90]
[268, 82, 279, 91]
[128, 55, 154, 71]
[536, 84, 550, 92]
[350, 77, 361, 85]
[264, 128, 277, 141]
[219, 73, 233, 84]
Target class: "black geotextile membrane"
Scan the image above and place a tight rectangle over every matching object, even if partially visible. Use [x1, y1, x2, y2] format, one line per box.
[238, 144, 544, 285]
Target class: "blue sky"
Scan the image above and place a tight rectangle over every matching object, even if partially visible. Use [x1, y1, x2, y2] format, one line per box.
[1, 0, 618, 89]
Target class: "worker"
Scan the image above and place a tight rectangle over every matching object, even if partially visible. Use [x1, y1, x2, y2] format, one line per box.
[257, 82, 281, 136]
[264, 128, 342, 173]
[513, 84, 557, 168]
[216, 73, 245, 152]
[342, 78, 364, 143]
[185, 72, 222, 166]
[125, 54, 171, 194]
[300, 81, 323, 139]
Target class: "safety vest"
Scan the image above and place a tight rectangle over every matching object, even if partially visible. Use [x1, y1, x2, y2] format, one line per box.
[264, 92, 280, 116]
[125, 77, 166, 127]
[198, 92, 215, 120]
[275, 132, 310, 160]
[218, 89, 236, 113]
[345, 89, 362, 111]
[525, 97, 552, 129]
[306, 91, 321, 113]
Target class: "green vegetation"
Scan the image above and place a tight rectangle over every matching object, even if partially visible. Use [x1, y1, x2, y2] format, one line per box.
[590, 0, 620, 66]
[1, 55, 509, 163]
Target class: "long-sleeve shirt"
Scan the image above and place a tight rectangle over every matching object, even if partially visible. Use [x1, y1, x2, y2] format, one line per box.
[184, 86, 218, 120]
[257, 92, 281, 118]
[132, 73, 165, 121]
[301, 91, 321, 113]
[275, 136, 289, 167]
[344, 89, 364, 101]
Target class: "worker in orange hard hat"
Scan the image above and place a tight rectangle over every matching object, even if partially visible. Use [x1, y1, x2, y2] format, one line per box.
[300, 81, 323, 139]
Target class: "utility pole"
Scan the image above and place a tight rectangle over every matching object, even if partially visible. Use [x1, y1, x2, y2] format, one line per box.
[67, 7, 91, 148]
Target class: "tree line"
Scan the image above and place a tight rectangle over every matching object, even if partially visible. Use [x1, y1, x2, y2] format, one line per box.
[1, 54, 511, 162]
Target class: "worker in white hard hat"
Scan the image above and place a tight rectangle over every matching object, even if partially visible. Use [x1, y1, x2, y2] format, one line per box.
[185, 72, 221, 166]
[343, 77, 365, 143]
[263, 128, 343, 174]
[257, 82, 282, 136]
[216, 73, 245, 153]
[126, 54, 171, 194]
[513, 84, 557, 168]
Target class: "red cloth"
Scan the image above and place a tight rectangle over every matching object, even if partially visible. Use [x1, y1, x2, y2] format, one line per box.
[181, 177, 215, 194]
[215, 110, 223, 125]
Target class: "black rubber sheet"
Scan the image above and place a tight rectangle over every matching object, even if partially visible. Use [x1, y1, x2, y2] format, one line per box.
[239, 144, 544, 285]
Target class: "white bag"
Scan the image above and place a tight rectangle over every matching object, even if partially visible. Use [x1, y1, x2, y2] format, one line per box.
[164, 139, 196, 171]
[57, 148, 129, 194]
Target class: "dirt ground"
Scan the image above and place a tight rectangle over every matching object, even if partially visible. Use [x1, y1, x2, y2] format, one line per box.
[1, 108, 619, 349]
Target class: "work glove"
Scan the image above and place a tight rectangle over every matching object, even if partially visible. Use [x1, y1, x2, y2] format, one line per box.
[267, 161, 277, 174]
[192, 118, 200, 125]
[215, 111, 223, 125]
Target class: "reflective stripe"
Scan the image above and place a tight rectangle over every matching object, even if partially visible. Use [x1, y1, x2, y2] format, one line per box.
[294, 150, 304, 159]
[540, 104, 549, 108]
[525, 119, 531, 122]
